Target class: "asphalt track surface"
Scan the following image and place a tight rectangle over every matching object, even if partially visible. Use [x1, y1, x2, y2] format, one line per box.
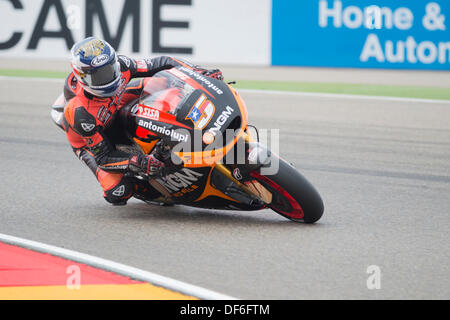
[0, 77, 449, 299]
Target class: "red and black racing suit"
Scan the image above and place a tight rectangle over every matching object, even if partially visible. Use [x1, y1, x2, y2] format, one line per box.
[62, 55, 189, 204]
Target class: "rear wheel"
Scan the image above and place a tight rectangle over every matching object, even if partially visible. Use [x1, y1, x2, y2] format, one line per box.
[251, 158, 324, 223]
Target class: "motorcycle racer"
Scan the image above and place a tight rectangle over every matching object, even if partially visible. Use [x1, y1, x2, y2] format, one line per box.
[62, 37, 223, 205]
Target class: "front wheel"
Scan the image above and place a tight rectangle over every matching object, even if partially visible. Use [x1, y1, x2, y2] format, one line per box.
[251, 157, 324, 223]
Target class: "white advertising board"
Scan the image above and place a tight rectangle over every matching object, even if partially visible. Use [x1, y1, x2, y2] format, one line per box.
[0, 0, 271, 65]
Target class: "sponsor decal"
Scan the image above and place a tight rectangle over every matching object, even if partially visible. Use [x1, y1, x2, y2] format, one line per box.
[172, 185, 199, 198]
[185, 94, 215, 130]
[138, 105, 160, 121]
[156, 168, 203, 193]
[119, 55, 131, 68]
[136, 59, 147, 71]
[118, 77, 127, 96]
[97, 105, 113, 124]
[70, 76, 77, 89]
[248, 147, 259, 163]
[207, 106, 234, 136]
[233, 168, 243, 180]
[179, 67, 224, 95]
[138, 119, 188, 142]
[131, 104, 140, 115]
[168, 68, 189, 81]
[144, 58, 154, 68]
[104, 112, 112, 125]
[91, 54, 109, 67]
[81, 122, 95, 132]
[97, 106, 106, 119]
[110, 78, 127, 106]
[76, 39, 105, 58]
[112, 185, 125, 197]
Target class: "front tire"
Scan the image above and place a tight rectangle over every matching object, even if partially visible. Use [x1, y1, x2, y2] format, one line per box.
[251, 157, 324, 223]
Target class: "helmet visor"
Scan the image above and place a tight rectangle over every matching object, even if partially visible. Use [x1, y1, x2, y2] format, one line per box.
[82, 61, 121, 87]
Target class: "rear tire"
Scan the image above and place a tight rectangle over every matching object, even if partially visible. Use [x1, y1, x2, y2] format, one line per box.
[252, 157, 324, 223]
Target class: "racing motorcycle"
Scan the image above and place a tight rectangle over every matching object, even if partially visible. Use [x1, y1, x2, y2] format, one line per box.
[51, 66, 324, 223]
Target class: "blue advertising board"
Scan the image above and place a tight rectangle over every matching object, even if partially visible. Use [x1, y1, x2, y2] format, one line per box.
[272, 0, 450, 70]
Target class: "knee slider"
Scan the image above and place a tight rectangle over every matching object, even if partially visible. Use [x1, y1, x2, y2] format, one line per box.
[104, 178, 133, 204]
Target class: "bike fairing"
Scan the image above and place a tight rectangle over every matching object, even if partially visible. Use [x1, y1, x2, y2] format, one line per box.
[123, 69, 323, 222]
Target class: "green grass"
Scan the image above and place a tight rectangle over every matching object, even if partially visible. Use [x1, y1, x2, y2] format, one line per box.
[233, 80, 450, 101]
[1, 68, 449, 101]
[0, 69, 68, 79]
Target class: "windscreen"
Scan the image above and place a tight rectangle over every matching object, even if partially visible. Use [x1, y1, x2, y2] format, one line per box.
[139, 71, 195, 114]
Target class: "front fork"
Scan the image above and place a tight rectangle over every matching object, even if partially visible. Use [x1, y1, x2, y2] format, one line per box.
[213, 131, 274, 206]
[150, 130, 275, 207]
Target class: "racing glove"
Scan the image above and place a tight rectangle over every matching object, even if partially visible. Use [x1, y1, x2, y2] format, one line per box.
[194, 67, 224, 81]
[128, 154, 165, 177]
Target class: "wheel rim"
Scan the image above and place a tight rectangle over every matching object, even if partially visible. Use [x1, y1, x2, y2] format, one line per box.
[250, 171, 304, 220]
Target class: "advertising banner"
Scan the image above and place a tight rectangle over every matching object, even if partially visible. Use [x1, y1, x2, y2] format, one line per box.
[0, 0, 271, 65]
[272, 0, 450, 70]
